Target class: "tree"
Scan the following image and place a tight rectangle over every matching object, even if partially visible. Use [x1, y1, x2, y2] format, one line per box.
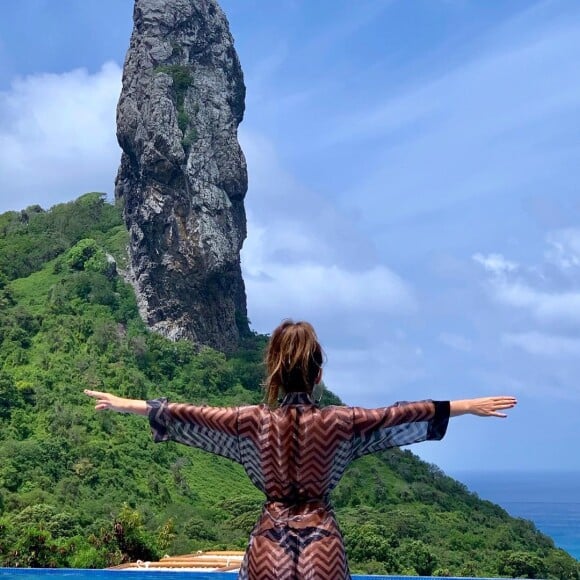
[499, 550, 547, 579]
[0, 372, 19, 418]
[397, 539, 438, 576]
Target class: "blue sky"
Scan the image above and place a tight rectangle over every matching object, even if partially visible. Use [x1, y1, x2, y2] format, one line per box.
[1, 0, 579, 472]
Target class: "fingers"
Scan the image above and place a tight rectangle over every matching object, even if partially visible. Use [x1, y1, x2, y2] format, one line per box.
[84, 389, 114, 412]
[491, 396, 517, 404]
[489, 396, 517, 408]
[488, 396, 517, 418]
[84, 389, 109, 399]
[494, 402, 516, 410]
[470, 395, 517, 418]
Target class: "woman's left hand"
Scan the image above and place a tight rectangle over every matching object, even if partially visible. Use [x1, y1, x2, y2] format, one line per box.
[451, 396, 517, 418]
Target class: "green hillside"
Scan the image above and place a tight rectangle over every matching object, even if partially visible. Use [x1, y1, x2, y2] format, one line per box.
[0, 194, 577, 578]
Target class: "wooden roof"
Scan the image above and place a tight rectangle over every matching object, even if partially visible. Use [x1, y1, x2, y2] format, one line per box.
[110, 551, 245, 572]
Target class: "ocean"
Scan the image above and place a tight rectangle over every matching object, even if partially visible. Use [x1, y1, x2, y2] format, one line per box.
[452, 470, 580, 560]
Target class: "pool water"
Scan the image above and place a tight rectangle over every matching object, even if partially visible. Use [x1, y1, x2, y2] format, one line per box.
[0, 568, 497, 580]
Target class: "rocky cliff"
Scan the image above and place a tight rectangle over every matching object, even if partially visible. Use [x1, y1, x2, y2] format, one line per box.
[115, 0, 249, 351]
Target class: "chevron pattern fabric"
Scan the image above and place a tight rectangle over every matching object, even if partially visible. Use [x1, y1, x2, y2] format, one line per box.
[148, 393, 450, 579]
[148, 398, 242, 462]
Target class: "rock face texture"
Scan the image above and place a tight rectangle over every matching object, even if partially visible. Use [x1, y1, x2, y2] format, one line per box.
[115, 0, 249, 351]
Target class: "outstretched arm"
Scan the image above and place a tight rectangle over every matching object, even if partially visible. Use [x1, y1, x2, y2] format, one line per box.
[350, 395, 517, 458]
[84, 389, 242, 463]
[351, 400, 450, 458]
[84, 389, 148, 415]
[450, 396, 517, 418]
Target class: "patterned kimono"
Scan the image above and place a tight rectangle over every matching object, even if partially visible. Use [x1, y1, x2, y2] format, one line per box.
[148, 392, 450, 580]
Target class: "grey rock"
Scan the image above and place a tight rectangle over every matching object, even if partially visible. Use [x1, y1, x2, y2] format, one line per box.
[115, 0, 250, 351]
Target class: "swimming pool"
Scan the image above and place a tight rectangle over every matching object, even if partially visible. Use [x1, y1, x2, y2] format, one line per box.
[0, 569, 498, 580]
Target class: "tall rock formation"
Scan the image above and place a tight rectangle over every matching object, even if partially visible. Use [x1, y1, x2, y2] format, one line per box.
[115, 0, 250, 351]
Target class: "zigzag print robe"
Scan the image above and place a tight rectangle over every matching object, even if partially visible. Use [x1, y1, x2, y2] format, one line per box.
[148, 393, 450, 579]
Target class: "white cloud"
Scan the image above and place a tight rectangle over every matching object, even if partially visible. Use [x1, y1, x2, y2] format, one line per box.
[472, 253, 518, 276]
[243, 224, 414, 323]
[474, 242, 580, 326]
[545, 228, 580, 271]
[0, 62, 122, 212]
[503, 331, 580, 357]
[494, 281, 580, 323]
[241, 199, 417, 338]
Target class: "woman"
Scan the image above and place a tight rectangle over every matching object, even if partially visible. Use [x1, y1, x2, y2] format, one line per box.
[85, 319, 516, 579]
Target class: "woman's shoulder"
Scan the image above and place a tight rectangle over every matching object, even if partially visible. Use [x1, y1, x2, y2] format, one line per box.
[237, 402, 270, 416]
[319, 404, 353, 420]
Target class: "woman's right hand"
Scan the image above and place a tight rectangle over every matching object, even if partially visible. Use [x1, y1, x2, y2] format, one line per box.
[84, 390, 148, 415]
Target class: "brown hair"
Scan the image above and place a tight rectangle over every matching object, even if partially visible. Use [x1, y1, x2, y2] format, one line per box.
[264, 320, 324, 407]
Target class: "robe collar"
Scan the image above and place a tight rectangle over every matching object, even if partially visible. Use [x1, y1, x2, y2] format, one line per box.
[280, 391, 316, 406]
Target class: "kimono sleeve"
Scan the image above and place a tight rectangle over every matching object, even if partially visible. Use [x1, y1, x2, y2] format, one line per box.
[147, 398, 241, 463]
[351, 400, 450, 459]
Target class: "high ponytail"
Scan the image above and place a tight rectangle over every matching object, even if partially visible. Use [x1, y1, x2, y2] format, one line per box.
[264, 320, 324, 407]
